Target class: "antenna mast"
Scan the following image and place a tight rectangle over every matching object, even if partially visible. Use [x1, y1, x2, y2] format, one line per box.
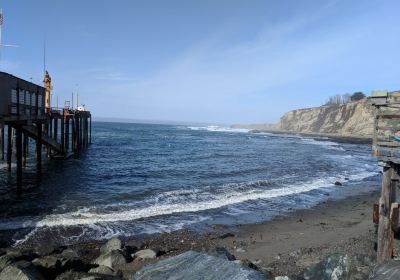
[43, 38, 46, 76]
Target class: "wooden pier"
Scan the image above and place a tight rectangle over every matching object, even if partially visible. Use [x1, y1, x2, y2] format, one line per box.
[370, 91, 400, 262]
[0, 71, 92, 190]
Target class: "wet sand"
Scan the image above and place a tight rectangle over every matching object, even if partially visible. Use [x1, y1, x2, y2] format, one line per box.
[118, 191, 381, 277]
[216, 191, 379, 276]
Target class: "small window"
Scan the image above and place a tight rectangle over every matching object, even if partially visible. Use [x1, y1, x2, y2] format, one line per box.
[31, 93, 37, 106]
[25, 91, 31, 106]
[11, 89, 17, 103]
[38, 95, 43, 108]
[19, 90, 25, 105]
[11, 105, 17, 114]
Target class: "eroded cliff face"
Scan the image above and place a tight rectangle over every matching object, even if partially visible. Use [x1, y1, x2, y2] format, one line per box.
[276, 99, 374, 136]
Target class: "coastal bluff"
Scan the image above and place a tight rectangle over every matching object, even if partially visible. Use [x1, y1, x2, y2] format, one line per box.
[232, 99, 374, 137]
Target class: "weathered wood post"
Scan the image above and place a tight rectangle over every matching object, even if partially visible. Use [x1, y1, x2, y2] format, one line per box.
[370, 91, 400, 262]
[54, 117, 58, 142]
[377, 165, 396, 261]
[61, 111, 65, 153]
[72, 117, 75, 153]
[16, 125, 23, 190]
[7, 125, 12, 172]
[65, 116, 69, 152]
[0, 124, 4, 160]
[23, 133, 28, 167]
[36, 122, 42, 177]
[89, 115, 92, 145]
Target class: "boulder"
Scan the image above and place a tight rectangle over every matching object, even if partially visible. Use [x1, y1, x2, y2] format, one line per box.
[0, 255, 13, 271]
[100, 238, 124, 255]
[209, 247, 236, 261]
[60, 249, 80, 259]
[55, 270, 121, 280]
[94, 250, 127, 270]
[302, 254, 373, 280]
[32, 254, 88, 278]
[369, 260, 400, 279]
[219, 233, 235, 239]
[0, 260, 44, 280]
[35, 243, 56, 256]
[334, 181, 342, 186]
[89, 265, 117, 276]
[131, 251, 265, 280]
[125, 240, 144, 252]
[133, 250, 157, 260]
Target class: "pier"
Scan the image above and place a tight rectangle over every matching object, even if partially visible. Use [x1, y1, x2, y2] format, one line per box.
[0, 71, 92, 190]
[370, 91, 400, 262]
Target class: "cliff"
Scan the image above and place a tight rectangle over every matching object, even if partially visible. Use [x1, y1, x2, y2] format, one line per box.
[276, 99, 374, 136]
[232, 99, 375, 137]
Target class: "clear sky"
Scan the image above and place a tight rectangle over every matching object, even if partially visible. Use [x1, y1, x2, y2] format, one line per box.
[1, 0, 400, 124]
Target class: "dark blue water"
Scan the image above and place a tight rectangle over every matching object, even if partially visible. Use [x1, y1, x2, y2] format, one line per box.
[0, 122, 380, 246]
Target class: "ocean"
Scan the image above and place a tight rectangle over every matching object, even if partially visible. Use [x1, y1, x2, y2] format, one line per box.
[0, 122, 380, 247]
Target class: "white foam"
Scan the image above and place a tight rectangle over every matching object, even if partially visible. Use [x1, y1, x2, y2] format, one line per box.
[300, 138, 344, 150]
[187, 126, 250, 133]
[13, 173, 372, 229]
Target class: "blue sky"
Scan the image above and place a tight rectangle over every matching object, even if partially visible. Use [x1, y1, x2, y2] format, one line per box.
[1, 0, 400, 124]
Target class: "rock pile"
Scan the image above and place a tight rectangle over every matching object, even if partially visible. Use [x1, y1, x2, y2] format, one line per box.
[1, 237, 400, 280]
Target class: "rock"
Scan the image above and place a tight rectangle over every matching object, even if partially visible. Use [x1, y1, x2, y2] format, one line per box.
[274, 277, 302, 280]
[209, 247, 236, 261]
[369, 260, 400, 279]
[94, 250, 127, 270]
[131, 251, 265, 280]
[234, 259, 259, 270]
[100, 238, 124, 255]
[0, 260, 44, 280]
[32, 254, 88, 278]
[133, 249, 157, 260]
[302, 254, 373, 280]
[236, 247, 246, 253]
[0, 255, 13, 271]
[89, 265, 117, 276]
[55, 270, 121, 280]
[219, 233, 235, 239]
[35, 243, 56, 256]
[125, 240, 144, 252]
[60, 249, 80, 259]
[289, 249, 301, 258]
[334, 181, 342, 186]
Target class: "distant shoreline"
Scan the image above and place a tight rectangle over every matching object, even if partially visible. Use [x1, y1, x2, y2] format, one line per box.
[249, 129, 372, 144]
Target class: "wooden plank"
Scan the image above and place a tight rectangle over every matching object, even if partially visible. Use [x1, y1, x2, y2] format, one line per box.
[373, 203, 380, 224]
[376, 141, 400, 148]
[377, 166, 395, 262]
[390, 203, 399, 232]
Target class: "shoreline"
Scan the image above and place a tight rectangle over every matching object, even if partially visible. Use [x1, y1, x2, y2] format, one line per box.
[249, 129, 372, 144]
[5, 189, 380, 278]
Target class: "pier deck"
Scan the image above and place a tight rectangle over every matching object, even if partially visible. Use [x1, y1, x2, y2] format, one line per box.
[0, 71, 92, 190]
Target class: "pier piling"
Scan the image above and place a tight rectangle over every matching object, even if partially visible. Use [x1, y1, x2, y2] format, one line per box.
[0, 124, 4, 161]
[7, 125, 12, 172]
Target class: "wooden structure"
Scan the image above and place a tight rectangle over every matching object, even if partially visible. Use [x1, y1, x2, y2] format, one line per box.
[0, 71, 92, 190]
[370, 90, 400, 262]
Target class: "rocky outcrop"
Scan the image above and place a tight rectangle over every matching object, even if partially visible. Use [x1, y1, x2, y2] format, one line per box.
[276, 100, 374, 137]
[231, 99, 375, 137]
[131, 251, 265, 280]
